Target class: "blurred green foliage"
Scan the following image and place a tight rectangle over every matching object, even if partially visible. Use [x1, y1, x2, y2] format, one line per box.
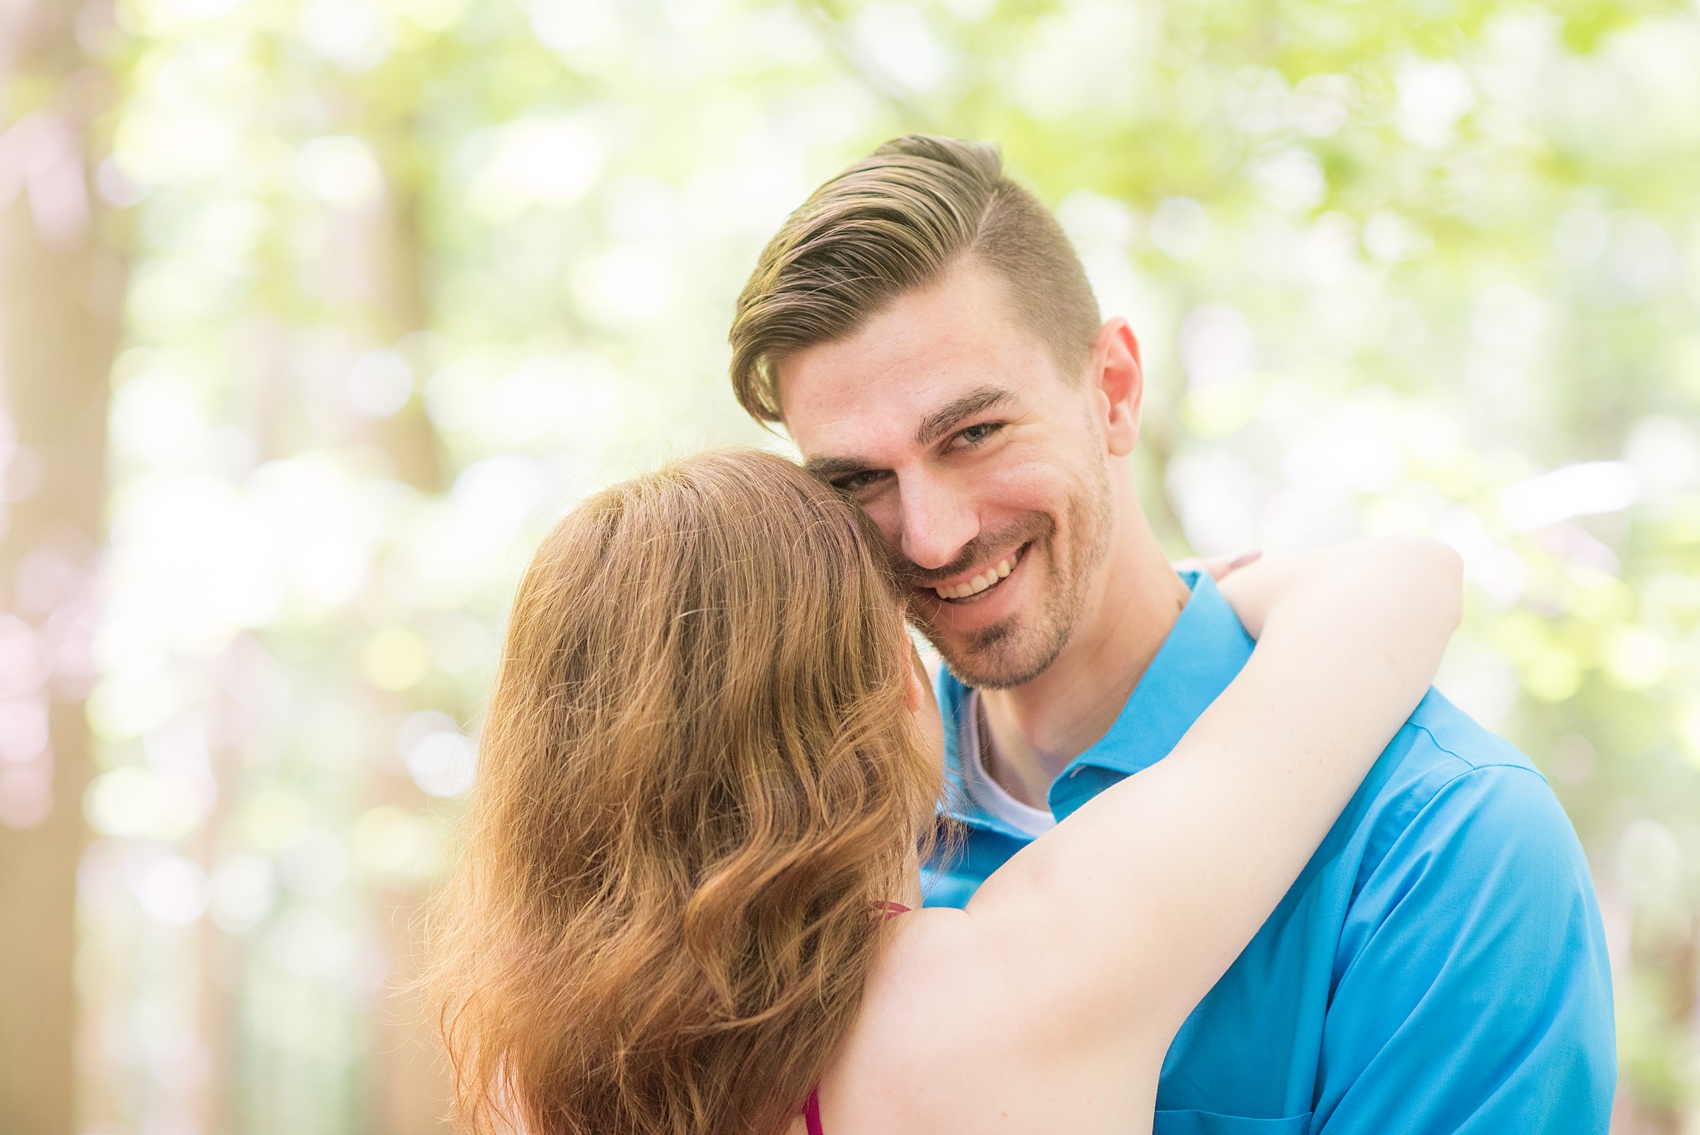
[48, 0, 1700, 1131]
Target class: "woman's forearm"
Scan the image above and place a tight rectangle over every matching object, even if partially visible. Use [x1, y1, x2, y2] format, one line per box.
[1220, 537, 1463, 689]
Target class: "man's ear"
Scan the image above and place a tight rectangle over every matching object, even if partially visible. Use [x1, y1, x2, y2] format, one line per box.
[1089, 318, 1144, 457]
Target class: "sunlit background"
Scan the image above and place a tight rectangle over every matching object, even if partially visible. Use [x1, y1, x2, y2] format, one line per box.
[1, 0, 1698, 1131]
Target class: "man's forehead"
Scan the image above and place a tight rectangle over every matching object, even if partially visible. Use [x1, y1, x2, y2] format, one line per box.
[781, 318, 991, 415]
[777, 261, 1051, 451]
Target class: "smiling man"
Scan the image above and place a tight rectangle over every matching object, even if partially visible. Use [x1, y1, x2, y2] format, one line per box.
[728, 135, 1615, 1133]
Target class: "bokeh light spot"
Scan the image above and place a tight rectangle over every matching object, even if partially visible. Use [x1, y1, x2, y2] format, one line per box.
[361, 628, 431, 691]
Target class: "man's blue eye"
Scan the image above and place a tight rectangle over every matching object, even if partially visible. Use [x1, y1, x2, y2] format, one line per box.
[958, 422, 1001, 445]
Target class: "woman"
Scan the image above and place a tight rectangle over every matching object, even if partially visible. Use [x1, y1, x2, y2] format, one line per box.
[426, 448, 1462, 1135]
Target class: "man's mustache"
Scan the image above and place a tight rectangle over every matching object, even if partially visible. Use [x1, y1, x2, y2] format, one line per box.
[893, 516, 1053, 589]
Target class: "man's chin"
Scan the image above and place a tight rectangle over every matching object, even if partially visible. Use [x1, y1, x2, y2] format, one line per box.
[930, 625, 1065, 692]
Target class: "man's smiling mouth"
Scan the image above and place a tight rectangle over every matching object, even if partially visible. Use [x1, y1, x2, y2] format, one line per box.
[930, 544, 1028, 602]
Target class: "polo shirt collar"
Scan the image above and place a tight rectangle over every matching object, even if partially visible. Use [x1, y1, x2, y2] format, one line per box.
[937, 569, 1255, 834]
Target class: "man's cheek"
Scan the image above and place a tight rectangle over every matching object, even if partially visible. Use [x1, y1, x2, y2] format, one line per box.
[854, 498, 902, 550]
[877, 517, 907, 559]
[978, 471, 1057, 517]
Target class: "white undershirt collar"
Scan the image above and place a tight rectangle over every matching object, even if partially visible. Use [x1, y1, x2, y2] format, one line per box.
[959, 689, 1057, 839]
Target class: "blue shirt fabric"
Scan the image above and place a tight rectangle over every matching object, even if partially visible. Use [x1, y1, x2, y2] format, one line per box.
[923, 572, 1616, 1135]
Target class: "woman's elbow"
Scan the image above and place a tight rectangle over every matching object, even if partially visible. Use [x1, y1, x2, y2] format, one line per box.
[1375, 536, 1465, 639]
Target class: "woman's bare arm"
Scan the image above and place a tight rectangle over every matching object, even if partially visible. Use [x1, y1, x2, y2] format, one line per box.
[959, 537, 1463, 1063]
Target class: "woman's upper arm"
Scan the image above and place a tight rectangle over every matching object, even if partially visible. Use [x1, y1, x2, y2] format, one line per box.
[960, 538, 1463, 1056]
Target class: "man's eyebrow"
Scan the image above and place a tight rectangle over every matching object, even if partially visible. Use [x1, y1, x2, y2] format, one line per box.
[802, 454, 872, 482]
[915, 385, 1016, 446]
[800, 385, 1017, 481]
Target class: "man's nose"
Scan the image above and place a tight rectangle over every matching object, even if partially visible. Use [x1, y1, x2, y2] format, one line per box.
[896, 473, 977, 572]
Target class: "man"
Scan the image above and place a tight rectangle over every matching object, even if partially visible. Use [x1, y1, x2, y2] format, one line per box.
[727, 135, 1615, 1133]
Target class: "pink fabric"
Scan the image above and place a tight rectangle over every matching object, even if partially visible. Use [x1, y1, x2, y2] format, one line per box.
[802, 904, 910, 1134]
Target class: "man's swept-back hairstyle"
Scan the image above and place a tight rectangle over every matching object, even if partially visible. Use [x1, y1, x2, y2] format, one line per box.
[424, 449, 940, 1135]
[729, 134, 1101, 422]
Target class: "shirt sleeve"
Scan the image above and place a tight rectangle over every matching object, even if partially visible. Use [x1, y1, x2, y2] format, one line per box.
[1313, 761, 1616, 1134]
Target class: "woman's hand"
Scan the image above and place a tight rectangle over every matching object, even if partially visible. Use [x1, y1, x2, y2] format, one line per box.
[1172, 548, 1262, 582]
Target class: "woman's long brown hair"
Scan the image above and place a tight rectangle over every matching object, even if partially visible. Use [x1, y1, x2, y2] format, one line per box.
[425, 449, 940, 1135]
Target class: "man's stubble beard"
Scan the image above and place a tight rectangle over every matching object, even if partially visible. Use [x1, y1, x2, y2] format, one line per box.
[921, 457, 1115, 692]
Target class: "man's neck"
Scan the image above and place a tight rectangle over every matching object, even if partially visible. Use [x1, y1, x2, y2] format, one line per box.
[978, 508, 1189, 809]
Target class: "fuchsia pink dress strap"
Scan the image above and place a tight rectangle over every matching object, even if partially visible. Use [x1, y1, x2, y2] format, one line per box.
[803, 1089, 826, 1135]
[801, 903, 911, 1135]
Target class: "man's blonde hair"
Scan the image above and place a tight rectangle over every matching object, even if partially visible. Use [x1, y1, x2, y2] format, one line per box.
[729, 135, 1102, 422]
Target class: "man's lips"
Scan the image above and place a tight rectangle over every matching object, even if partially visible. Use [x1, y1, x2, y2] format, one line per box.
[922, 544, 1029, 603]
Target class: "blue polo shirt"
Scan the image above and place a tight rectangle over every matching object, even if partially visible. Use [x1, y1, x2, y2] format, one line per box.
[923, 572, 1616, 1135]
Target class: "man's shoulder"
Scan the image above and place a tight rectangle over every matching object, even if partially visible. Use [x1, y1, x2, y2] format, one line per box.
[1404, 687, 1537, 774]
[1373, 687, 1546, 806]
[1349, 688, 1582, 889]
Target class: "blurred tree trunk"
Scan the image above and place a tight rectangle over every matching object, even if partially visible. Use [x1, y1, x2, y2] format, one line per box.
[0, 1, 124, 1132]
[363, 124, 454, 1135]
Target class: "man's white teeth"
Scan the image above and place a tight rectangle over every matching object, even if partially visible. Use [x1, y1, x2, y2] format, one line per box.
[935, 556, 1015, 600]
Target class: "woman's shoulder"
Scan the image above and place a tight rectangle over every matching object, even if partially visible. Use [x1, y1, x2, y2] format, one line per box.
[810, 907, 1162, 1135]
[814, 908, 1012, 1132]
[849, 906, 989, 1057]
